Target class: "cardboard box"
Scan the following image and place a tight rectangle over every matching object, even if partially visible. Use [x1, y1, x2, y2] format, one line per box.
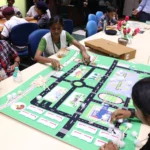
[85, 38, 136, 60]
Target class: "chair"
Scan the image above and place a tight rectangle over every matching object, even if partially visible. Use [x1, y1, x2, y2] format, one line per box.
[28, 29, 50, 60]
[86, 21, 98, 37]
[96, 11, 103, 23]
[88, 14, 97, 23]
[10, 23, 39, 57]
[63, 19, 74, 34]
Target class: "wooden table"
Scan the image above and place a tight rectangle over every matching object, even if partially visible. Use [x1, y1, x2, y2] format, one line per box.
[74, 21, 150, 65]
[0, 19, 6, 32]
[0, 21, 150, 150]
[0, 19, 37, 32]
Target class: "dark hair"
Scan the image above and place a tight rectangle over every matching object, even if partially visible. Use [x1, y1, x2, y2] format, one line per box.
[2, 7, 15, 16]
[132, 77, 150, 116]
[7, 0, 15, 2]
[49, 16, 64, 27]
[106, 6, 116, 13]
[36, 1, 48, 14]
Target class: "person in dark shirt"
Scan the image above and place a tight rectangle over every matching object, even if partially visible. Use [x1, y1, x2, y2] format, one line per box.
[25, 1, 49, 29]
[98, 6, 117, 31]
[100, 77, 150, 150]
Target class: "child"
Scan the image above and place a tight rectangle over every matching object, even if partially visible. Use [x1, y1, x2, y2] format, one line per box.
[26, 0, 51, 19]
[34, 16, 90, 70]
[98, 6, 117, 31]
[100, 77, 150, 150]
[0, 0, 22, 18]
[25, 1, 49, 29]
[1, 7, 27, 40]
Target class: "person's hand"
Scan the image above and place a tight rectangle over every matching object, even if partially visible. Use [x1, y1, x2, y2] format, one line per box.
[83, 2, 88, 7]
[82, 51, 90, 65]
[99, 142, 118, 150]
[111, 109, 132, 123]
[25, 17, 34, 21]
[0, 15, 3, 19]
[0, 77, 4, 81]
[7, 64, 16, 72]
[50, 58, 61, 71]
[132, 9, 138, 15]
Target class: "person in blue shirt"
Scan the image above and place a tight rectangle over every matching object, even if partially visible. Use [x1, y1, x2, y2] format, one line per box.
[97, 6, 117, 31]
[133, 0, 150, 22]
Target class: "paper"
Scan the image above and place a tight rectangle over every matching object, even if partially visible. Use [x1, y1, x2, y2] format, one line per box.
[37, 117, 58, 129]
[76, 122, 97, 134]
[71, 130, 93, 143]
[95, 139, 106, 146]
[20, 110, 38, 120]
[27, 105, 45, 114]
[44, 111, 64, 122]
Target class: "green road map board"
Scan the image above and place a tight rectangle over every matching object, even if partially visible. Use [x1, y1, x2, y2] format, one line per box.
[1, 50, 150, 150]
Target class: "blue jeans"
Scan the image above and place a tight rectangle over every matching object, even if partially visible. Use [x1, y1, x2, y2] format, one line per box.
[139, 11, 150, 22]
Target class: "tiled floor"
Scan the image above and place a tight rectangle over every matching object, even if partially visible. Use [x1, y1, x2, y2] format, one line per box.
[72, 28, 86, 41]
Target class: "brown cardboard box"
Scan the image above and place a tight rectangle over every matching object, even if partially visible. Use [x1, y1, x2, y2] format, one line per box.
[85, 38, 136, 60]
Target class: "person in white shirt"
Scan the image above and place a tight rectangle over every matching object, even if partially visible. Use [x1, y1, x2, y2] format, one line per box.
[26, 1, 49, 29]
[1, 7, 28, 40]
[26, 0, 51, 19]
[0, 0, 22, 18]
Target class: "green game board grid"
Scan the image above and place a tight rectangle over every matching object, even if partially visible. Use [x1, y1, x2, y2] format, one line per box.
[0, 50, 77, 106]
[58, 87, 93, 115]
[0, 70, 56, 106]
[118, 59, 150, 73]
[66, 65, 92, 81]
[88, 52, 115, 67]
[84, 69, 107, 87]
[44, 81, 73, 107]
[93, 67, 138, 108]
[80, 102, 116, 128]
[63, 119, 140, 150]
[0, 49, 147, 150]
[64, 121, 108, 150]
[94, 88, 126, 108]
[2, 106, 70, 137]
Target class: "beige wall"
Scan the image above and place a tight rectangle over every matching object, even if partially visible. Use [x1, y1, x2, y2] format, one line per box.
[0, 0, 26, 17]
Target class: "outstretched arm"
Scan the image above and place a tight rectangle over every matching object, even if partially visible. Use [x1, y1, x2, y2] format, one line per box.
[34, 50, 61, 71]
[71, 39, 90, 65]
[133, 0, 147, 15]
[110, 109, 137, 123]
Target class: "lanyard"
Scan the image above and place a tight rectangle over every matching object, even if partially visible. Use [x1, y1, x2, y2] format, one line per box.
[52, 41, 57, 54]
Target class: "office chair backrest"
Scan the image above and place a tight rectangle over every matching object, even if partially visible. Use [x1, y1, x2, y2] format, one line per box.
[86, 20, 97, 37]
[88, 14, 97, 23]
[96, 11, 104, 23]
[28, 29, 50, 59]
[10, 23, 39, 46]
[63, 19, 74, 34]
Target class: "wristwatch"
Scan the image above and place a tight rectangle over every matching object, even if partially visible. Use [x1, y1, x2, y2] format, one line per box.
[129, 109, 136, 118]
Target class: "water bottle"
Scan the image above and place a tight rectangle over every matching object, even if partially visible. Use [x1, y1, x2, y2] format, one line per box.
[13, 67, 22, 83]
[103, 20, 107, 32]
